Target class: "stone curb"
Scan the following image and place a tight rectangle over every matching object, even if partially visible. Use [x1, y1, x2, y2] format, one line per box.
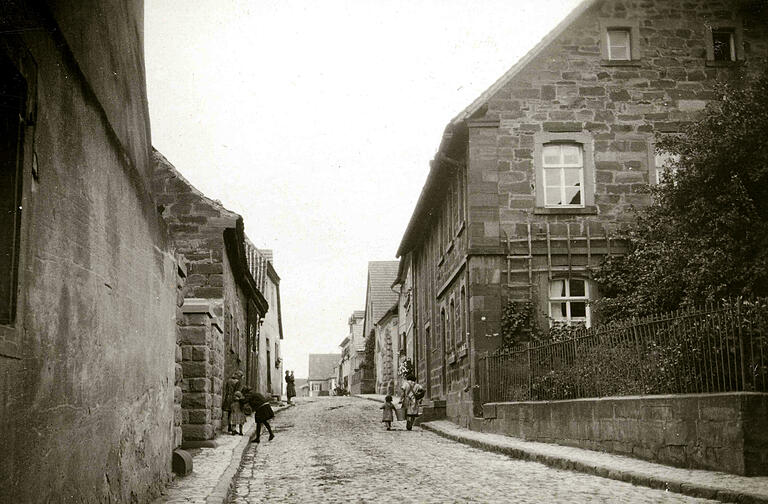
[420, 422, 768, 504]
[208, 403, 293, 504]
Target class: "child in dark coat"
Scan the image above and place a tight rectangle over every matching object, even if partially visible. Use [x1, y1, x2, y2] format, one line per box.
[242, 386, 275, 443]
[380, 395, 396, 430]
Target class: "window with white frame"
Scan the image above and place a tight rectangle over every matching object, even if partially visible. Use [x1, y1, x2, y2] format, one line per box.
[542, 143, 584, 207]
[599, 19, 640, 63]
[549, 278, 590, 326]
[607, 29, 631, 60]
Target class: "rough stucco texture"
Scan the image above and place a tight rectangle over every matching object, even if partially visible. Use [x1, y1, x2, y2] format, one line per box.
[0, 3, 177, 503]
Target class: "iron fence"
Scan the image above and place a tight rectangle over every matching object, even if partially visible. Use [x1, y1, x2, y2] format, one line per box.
[478, 299, 768, 403]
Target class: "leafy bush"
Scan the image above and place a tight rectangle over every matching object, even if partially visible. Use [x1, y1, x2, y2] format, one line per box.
[593, 63, 768, 323]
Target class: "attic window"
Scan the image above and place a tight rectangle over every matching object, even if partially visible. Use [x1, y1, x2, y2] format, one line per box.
[599, 19, 640, 64]
[607, 29, 631, 60]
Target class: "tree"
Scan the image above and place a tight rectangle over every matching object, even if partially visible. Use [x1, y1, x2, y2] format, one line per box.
[593, 63, 768, 322]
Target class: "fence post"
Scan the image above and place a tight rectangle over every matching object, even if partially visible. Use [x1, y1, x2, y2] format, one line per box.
[484, 352, 490, 404]
[736, 300, 746, 390]
[527, 342, 532, 399]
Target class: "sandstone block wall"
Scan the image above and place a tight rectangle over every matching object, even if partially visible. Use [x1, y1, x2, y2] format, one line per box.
[179, 299, 224, 441]
[476, 392, 768, 476]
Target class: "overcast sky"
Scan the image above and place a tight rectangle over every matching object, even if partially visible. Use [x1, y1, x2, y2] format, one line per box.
[145, 0, 582, 378]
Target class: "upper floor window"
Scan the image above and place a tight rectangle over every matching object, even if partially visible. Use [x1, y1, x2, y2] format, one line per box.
[705, 22, 744, 65]
[542, 143, 584, 207]
[534, 132, 595, 214]
[600, 19, 640, 64]
[549, 278, 590, 327]
[712, 30, 735, 61]
[607, 29, 631, 61]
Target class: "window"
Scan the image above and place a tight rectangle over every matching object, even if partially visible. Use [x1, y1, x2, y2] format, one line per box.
[542, 143, 584, 207]
[705, 22, 744, 64]
[448, 299, 455, 351]
[607, 29, 631, 60]
[712, 30, 735, 61]
[653, 151, 679, 184]
[549, 278, 590, 327]
[534, 132, 595, 213]
[312, 383, 321, 391]
[459, 286, 466, 343]
[440, 307, 447, 352]
[599, 19, 640, 63]
[0, 51, 26, 326]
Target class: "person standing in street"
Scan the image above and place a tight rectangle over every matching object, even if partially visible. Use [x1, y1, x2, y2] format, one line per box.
[223, 370, 243, 434]
[400, 372, 422, 431]
[230, 391, 246, 435]
[380, 395, 396, 430]
[244, 387, 276, 443]
[285, 370, 296, 404]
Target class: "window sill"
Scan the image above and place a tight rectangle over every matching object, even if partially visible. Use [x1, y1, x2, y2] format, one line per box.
[600, 59, 642, 67]
[534, 206, 597, 215]
[705, 60, 744, 68]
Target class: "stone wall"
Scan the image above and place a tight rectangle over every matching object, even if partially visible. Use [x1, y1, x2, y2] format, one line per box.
[0, 3, 178, 502]
[178, 299, 224, 442]
[476, 392, 768, 476]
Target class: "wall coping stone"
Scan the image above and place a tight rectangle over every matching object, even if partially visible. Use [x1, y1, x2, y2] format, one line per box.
[486, 391, 768, 406]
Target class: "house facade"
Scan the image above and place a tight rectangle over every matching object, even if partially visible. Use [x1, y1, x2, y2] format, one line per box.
[358, 261, 399, 394]
[0, 3, 180, 502]
[396, 0, 768, 426]
[308, 353, 341, 396]
[253, 248, 284, 400]
[393, 255, 416, 375]
[374, 305, 399, 395]
[152, 152, 270, 441]
[341, 310, 365, 392]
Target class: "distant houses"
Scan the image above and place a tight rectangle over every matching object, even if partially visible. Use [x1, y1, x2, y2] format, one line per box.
[307, 353, 340, 396]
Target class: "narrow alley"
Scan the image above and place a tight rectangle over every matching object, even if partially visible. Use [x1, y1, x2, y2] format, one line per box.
[228, 397, 716, 504]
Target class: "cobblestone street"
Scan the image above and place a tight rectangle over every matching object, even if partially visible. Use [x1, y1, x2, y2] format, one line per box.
[228, 397, 718, 503]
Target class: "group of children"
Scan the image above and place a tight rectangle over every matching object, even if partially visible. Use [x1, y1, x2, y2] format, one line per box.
[225, 371, 276, 443]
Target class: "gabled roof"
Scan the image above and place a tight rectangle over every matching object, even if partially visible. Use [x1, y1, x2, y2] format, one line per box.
[308, 353, 340, 381]
[451, 0, 598, 126]
[376, 303, 398, 326]
[396, 0, 598, 258]
[362, 261, 399, 347]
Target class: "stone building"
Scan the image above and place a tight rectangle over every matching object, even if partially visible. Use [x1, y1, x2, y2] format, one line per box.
[152, 152, 271, 443]
[359, 261, 399, 394]
[393, 255, 415, 375]
[374, 305, 399, 395]
[0, 2, 180, 502]
[254, 247, 284, 400]
[307, 353, 341, 396]
[396, 0, 768, 425]
[339, 310, 365, 392]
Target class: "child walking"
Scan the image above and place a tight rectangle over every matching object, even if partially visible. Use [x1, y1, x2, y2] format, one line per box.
[380, 395, 396, 430]
[230, 391, 246, 435]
